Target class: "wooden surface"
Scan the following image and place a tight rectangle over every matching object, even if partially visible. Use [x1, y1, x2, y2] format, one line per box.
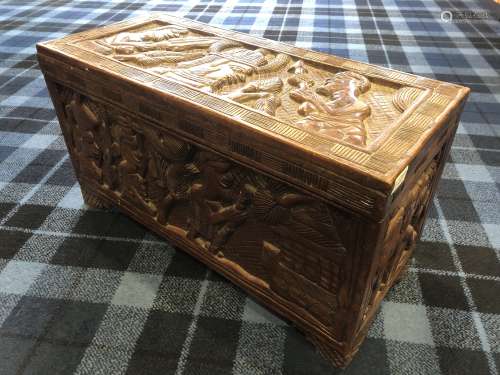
[37, 14, 469, 368]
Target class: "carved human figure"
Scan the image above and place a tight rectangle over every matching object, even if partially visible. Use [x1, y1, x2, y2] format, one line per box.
[377, 159, 437, 293]
[101, 27, 291, 96]
[96, 25, 191, 55]
[225, 77, 283, 116]
[170, 43, 264, 92]
[116, 124, 156, 216]
[187, 150, 254, 252]
[162, 43, 290, 94]
[91, 28, 427, 152]
[101, 123, 121, 190]
[63, 93, 103, 181]
[289, 71, 371, 146]
[143, 128, 199, 225]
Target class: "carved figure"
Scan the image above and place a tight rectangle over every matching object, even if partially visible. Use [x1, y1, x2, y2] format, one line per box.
[62, 92, 103, 181]
[96, 25, 191, 55]
[162, 47, 290, 94]
[225, 77, 283, 115]
[144, 127, 199, 224]
[289, 71, 371, 146]
[102, 29, 292, 100]
[187, 151, 254, 252]
[115, 123, 156, 216]
[87, 26, 433, 151]
[101, 123, 121, 190]
[364, 158, 439, 318]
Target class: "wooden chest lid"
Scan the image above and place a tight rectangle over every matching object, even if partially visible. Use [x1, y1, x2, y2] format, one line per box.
[37, 14, 469, 218]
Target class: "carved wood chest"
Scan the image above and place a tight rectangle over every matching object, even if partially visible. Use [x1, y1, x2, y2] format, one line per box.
[37, 14, 469, 367]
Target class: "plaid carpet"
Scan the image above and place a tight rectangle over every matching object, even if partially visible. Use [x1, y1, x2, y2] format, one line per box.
[0, 0, 499, 374]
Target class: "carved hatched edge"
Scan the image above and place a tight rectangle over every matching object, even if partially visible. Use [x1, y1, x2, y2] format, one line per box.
[36, 14, 470, 191]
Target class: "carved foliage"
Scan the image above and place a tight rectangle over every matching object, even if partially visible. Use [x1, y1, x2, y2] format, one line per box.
[55, 84, 350, 330]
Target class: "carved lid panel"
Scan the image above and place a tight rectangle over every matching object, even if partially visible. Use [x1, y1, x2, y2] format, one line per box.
[38, 14, 469, 192]
[90, 24, 412, 151]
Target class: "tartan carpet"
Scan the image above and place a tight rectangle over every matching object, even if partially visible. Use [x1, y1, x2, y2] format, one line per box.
[0, 0, 499, 374]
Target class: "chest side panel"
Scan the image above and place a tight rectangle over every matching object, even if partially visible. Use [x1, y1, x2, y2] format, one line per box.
[46, 80, 373, 346]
